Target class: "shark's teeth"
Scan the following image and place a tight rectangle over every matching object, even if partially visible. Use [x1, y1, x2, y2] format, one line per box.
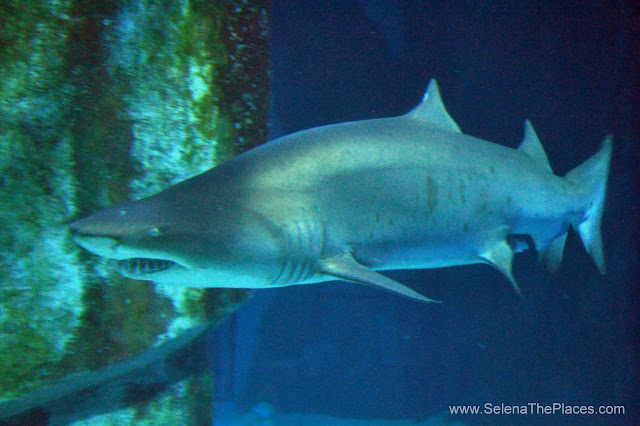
[118, 258, 174, 277]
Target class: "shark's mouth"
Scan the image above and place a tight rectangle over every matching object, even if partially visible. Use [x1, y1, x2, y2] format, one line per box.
[118, 258, 177, 277]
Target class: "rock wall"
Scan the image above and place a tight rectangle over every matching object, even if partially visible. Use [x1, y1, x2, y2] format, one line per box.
[0, 0, 269, 423]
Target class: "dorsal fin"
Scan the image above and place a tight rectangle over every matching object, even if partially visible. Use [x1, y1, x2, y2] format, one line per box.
[518, 120, 552, 173]
[407, 79, 461, 133]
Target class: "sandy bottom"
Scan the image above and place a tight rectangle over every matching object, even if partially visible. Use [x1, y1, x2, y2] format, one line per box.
[214, 402, 466, 425]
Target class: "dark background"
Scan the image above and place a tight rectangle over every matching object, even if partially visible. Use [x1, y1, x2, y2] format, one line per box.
[212, 0, 639, 424]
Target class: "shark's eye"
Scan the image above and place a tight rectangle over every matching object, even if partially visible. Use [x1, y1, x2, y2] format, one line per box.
[148, 227, 162, 237]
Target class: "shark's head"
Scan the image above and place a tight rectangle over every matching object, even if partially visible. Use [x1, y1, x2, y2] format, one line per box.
[69, 192, 286, 288]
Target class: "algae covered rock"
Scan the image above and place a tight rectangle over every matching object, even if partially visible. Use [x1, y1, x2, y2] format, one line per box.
[0, 0, 269, 423]
[0, 0, 85, 400]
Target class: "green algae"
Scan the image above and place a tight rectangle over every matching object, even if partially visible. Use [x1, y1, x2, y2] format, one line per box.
[0, 0, 269, 421]
[59, 274, 176, 371]
[66, 374, 215, 426]
[0, 0, 83, 399]
[105, 0, 237, 199]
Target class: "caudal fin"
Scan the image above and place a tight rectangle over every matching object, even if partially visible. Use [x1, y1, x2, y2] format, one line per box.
[564, 136, 613, 274]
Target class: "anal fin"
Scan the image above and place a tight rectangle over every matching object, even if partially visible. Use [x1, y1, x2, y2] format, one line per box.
[318, 253, 439, 303]
[539, 232, 567, 273]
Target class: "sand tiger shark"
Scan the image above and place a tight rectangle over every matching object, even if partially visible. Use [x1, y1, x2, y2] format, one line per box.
[70, 80, 612, 303]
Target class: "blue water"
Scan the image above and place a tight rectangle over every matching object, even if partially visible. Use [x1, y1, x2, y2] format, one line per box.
[211, 0, 638, 424]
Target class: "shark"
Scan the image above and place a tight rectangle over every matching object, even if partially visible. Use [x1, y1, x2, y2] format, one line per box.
[70, 80, 612, 303]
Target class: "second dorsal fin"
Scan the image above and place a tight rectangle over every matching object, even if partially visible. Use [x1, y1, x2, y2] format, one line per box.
[518, 120, 552, 173]
[407, 79, 461, 134]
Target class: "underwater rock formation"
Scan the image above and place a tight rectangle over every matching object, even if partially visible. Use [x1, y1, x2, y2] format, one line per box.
[0, 0, 269, 423]
[0, 322, 214, 424]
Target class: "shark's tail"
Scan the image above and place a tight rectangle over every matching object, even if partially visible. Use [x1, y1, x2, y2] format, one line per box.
[564, 135, 613, 274]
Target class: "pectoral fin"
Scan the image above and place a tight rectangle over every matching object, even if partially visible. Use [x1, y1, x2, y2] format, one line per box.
[318, 253, 439, 303]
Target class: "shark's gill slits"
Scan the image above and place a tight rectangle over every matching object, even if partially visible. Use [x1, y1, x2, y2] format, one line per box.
[118, 258, 175, 277]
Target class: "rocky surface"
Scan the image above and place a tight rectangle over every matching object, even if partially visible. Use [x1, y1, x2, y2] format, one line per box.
[0, 0, 269, 423]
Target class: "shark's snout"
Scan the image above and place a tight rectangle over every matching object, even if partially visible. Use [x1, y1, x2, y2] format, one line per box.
[70, 232, 121, 259]
[69, 195, 166, 239]
[70, 222, 186, 281]
[68, 216, 99, 238]
[69, 212, 127, 259]
[69, 207, 192, 282]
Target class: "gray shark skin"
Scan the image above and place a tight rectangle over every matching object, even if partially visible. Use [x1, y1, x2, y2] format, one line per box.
[70, 80, 612, 303]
